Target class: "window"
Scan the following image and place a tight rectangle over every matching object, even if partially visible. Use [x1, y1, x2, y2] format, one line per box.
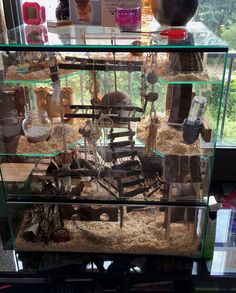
[195, 0, 236, 147]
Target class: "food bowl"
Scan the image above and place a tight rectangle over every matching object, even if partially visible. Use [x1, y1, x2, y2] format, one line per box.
[115, 7, 141, 32]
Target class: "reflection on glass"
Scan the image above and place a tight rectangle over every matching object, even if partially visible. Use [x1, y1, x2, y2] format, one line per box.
[25, 25, 48, 45]
[142, 0, 152, 23]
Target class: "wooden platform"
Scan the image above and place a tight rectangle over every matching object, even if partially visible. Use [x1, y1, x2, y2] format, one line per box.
[1, 163, 35, 182]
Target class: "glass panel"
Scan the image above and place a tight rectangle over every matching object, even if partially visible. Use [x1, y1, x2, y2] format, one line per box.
[0, 48, 226, 204]
[219, 56, 236, 145]
[0, 22, 228, 50]
[8, 202, 206, 257]
[0, 24, 227, 258]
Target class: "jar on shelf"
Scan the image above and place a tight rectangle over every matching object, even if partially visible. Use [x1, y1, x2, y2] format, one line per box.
[0, 109, 22, 143]
[115, 7, 141, 32]
[22, 110, 51, 143]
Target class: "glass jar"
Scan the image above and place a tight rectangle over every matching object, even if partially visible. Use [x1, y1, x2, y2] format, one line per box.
[115, 7, 141, 32]
[0, 109, 22, 143]
[22, 110, 51, 143]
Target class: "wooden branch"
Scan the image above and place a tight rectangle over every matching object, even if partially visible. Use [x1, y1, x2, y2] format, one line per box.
[59, 63, 142, 72]
[22, 205, 70, 244]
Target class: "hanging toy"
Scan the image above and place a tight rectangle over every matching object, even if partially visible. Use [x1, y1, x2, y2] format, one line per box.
[79, 119, 102, 171]
[79, 120, 102, 145]
[145, 112, 159, 156]
[143, 53, 160, 156]
[146, 52, 158, 84]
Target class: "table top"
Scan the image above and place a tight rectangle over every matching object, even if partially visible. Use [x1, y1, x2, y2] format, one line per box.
[208, 209, 236, 276]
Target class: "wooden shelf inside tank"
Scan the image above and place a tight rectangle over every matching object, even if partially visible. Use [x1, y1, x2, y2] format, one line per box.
[0, 163, 34, 182]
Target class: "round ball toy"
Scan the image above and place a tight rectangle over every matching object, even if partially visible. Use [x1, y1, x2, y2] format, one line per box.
[150, 0, 199, 26]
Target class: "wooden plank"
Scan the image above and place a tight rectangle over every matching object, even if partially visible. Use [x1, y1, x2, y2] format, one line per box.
[122, 178, 145, 188]
[65, 56, 143, 66]
[108, 130, 135, 139]
[0, 0, 6, 33]
[169, 207, 196, 223]
[180, 156, 191, 183]
[62, 205, 118, 222]
[109, 140, 135, 148]
[124, 187, 148, 198]
[59, 63, 142, 72]
[1, 163, 34, 182]
[202, 118, 212, 143]
[190, 156, 202, 182]
[164, 155, 179, 183]
[202, 158, 211, 196]
[112, 160, 139, 170]
[166, 84, 174, 112]
[193, 182, 202, 199]
[168, 84, 193, 124]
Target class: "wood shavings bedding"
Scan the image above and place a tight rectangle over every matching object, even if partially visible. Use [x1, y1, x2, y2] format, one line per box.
[137, 116, 201, 156]
[15, 208, 200, 256]
[80, 180, 162, 201]
[17, 124, 82, 154]
[6, 51, 210, 83]
[6, 65, 76, 81]
[164, 71, 210, 82]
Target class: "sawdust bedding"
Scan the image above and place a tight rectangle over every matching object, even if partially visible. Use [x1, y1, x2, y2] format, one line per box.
[6, 65, 77, 81]
[15, 208, 200, 256]
[137, 116, 201, 156]
[17, 124, 83, 155]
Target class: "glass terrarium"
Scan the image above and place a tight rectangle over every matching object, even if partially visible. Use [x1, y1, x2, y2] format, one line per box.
[0, 22, 228, 257]
[8, 202, 206, 256]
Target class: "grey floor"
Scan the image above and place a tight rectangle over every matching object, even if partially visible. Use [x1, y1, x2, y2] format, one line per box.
[0, 236, 17, 272]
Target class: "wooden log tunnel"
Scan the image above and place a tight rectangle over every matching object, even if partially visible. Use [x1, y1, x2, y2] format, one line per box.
[61, 205, 119, 222]
[22, 204, 119, 244]
[22, 205, 70, 244]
